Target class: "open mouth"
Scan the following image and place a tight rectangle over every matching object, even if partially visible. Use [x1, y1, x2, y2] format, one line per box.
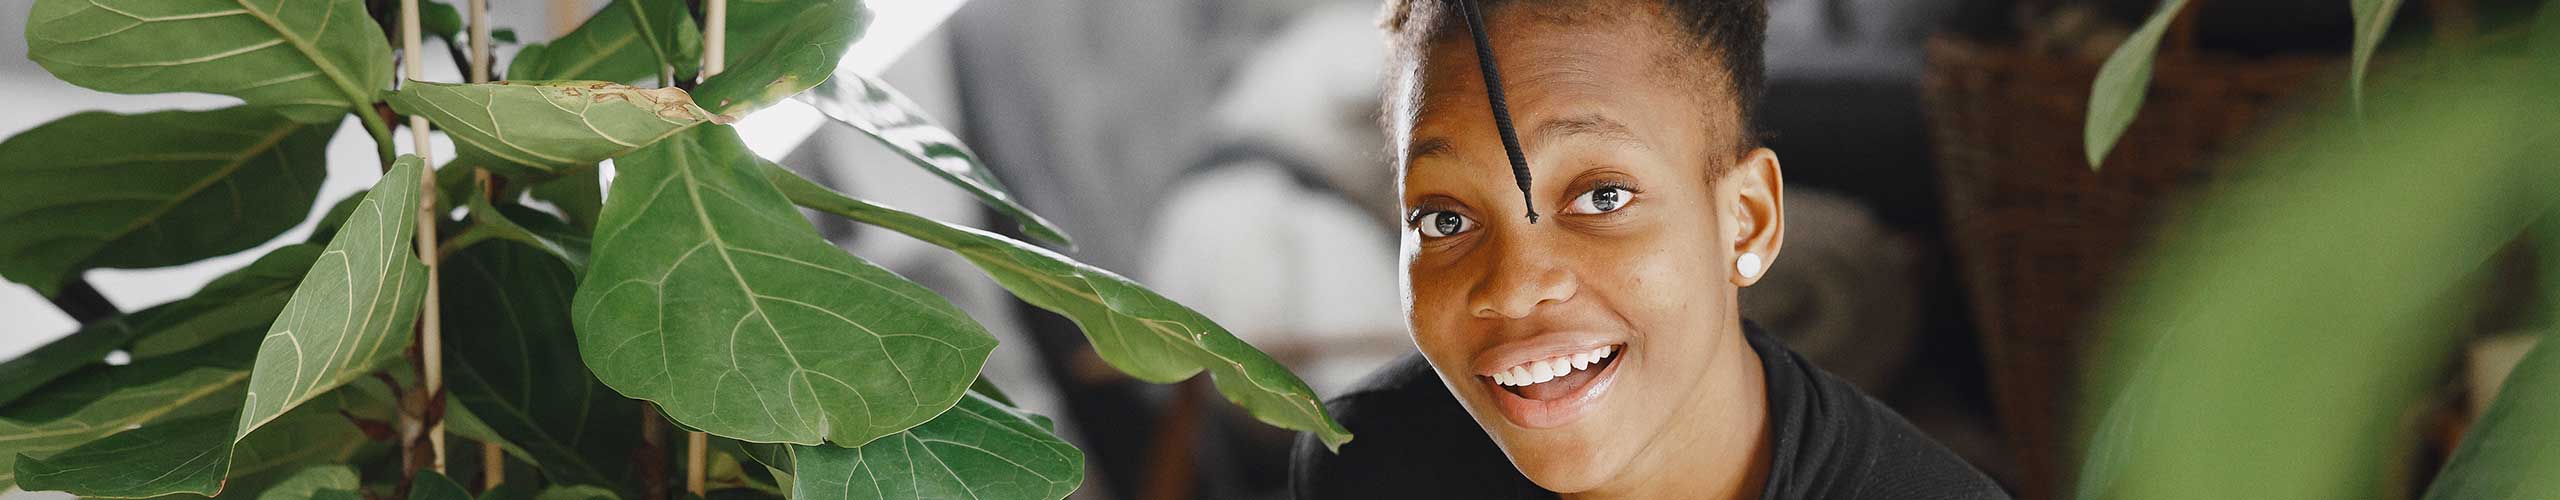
[1485, 344, 1621, 401]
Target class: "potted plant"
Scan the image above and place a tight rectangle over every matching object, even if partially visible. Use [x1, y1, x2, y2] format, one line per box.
[0, 1, 1349, 499]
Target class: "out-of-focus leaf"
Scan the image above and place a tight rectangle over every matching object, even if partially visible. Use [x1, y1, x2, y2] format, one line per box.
[0, 321, 134, 408]
[0, 335, 259, 492]
[783, 393, 1080, 500]
[800, 75, 1070, 246]
[2422, 339, 2560, 499]
[308, 191, 371, 245]
[446, 239, 638, 491]
[0, 107, 333, 295]
[389, 81, 717, 177]
[573, 126, 993, 446]
[253, 465, 358, 500]
[443, 397, 539, 467]
[531, 169, 605, 232]
[762, 164, 1353, 450]
[2348, 0, 2404, 116]
[2075, 56, 2560, 499]
[422, 1, 464, 41]
[2083, 0, 2190, 169]
[533, 485, 621, 500]
[695, 0, 869, 116]
[505, 0, 699, 83]
[409, 471, 471, 500]
[13, 385, 381, 498]
[491, 28, 519, 44]
[453, 189, 591, 272]
[25, 0, 391, 123]
[237, 156, 429, 438]
[125, 244, 322, 359]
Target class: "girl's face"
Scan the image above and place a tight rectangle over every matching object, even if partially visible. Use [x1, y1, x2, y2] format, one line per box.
[1394, 7, 1782, 494]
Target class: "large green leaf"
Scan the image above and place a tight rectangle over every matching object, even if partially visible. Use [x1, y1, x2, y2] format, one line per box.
[0, 107, 333, 295]
[761, 164, 1353, 450]
[389, 81, 719, 176]
[801, 75, 1070, 246]
[573, 125, 993, 446]
[779, 393, 1081, 500]
[24, 0, 392, 123]
[445, 239, 640, 491]
[2348, 0, 2404, 117]
[694, 0, 869, 116]
[237, 157, 430, 436]
[12, 382, 382, 498]
[2073, 55, 2559, 499]
[506, 0, 700, 83]
[2082, 0, 2190, 169]
[0, 335, 259, 492]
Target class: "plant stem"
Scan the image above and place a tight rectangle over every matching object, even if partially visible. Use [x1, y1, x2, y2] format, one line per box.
[400, 0, 449, 476]
[48, 277, 118, 324]
[357, 105, 398, 169]
[685, 2, 725, 495]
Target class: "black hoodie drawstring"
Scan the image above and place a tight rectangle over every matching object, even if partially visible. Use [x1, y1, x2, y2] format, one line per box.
[1457, 0, 1539, 224]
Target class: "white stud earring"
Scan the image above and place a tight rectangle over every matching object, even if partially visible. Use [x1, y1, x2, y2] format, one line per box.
[1736, 252, 1763, 279]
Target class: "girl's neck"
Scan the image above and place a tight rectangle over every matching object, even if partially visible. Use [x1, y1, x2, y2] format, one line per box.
[1563, 325, 1773, 500]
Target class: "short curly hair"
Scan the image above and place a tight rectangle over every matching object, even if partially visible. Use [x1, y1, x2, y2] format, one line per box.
[1379, 0, 1769, 149]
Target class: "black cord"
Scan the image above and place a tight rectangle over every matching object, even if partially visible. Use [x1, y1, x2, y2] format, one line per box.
[1458, 0, 1539, 223]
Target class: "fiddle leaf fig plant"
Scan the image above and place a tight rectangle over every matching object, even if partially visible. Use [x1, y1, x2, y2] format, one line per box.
[0, 1, 1350, 499]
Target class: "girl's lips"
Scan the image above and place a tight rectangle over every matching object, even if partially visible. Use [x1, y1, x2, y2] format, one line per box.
[1482, 344, 1626, 429]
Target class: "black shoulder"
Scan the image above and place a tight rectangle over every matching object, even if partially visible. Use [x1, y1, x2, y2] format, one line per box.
[1291, 353, 1551, 500]
[1751, 326, 2010, 500]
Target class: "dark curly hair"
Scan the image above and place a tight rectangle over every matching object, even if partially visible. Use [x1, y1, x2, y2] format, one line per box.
[1378, 0, 1769, 150]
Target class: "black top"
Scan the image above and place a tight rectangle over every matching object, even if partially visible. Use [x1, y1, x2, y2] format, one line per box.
[1290, 323, 2009, 499]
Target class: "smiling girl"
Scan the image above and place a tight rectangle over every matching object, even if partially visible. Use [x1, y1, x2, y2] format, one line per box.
[1290, 1, 2005, 498]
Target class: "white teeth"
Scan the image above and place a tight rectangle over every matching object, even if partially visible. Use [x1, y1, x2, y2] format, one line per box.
[1493, 346, 1624, 388]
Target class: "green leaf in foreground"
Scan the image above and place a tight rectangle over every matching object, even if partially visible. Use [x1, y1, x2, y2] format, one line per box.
[752, 392, 1081, 500]
[574, 126, 993, 446]
[239, 156, 429, 436]
[507, 0, 700, 83]
[801, 75, 1071, 246]
[390, 81, 718, 176]
[446, 239, 638, 490]
[762, 164, 1353, 450]
[25, 0, 392, 123]
[0, 107, 332, 295]
[2082, 0, 2190, 169]
[695, 0, 868, 116]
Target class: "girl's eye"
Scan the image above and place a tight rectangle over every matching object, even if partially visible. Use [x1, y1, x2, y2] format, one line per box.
[1568, 186, 1632, 214]
[1415, 211, 1474, 238]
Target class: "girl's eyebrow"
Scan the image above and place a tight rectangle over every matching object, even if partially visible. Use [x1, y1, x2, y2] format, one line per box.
[1406, 113, 1645, 170]
[1531, 114, 1646, 152]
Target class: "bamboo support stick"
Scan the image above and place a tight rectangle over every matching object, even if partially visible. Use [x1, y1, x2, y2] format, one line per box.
[398, 0, 448, 476]
[685, 1, 726, 495]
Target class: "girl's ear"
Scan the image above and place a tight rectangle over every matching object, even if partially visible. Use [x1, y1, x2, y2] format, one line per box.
[1722, 148, 1784, 287]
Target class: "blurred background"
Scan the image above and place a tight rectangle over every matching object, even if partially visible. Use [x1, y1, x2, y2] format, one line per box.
[5, 0, 2556, 499]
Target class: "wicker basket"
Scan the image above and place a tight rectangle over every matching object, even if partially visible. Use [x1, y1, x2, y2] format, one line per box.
[1919, 35, 2333, 499]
